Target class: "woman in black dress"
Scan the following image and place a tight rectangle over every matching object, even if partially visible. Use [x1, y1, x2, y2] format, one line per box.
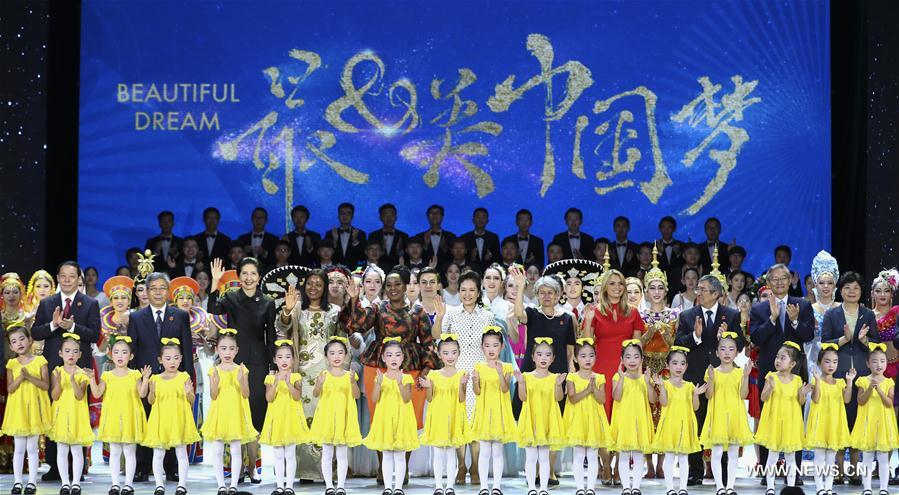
[208, 257, 276, 483]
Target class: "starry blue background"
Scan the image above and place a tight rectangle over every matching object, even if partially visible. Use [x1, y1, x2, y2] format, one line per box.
[77, 0, 831, 277]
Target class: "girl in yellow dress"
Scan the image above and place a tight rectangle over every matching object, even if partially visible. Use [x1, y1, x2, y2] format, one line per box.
[652, 346, 705, 495]
[311, 336, 362, 495]
[755, 341, 810, 492]
[611, 339, 657, 495]
[699, 332, 753, 495]
[49, 333, 93, 495]
[87, 336, 150, 495]
[420, 333, 471, 495]
[362, 337, 419, 495]
[515, 337, 566, 495]
[260, 340, 309, 495]
[142, 338, 200, 495]
[1, 325, 51, 495]
[564, 338, 611, 495]
[806, 343, 854, 495]
[201, 329, 258, 495]
[850, 343, 899, 495]
[469, 327, 515, 495]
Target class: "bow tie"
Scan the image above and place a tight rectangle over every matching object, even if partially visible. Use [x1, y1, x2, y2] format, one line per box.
[617, 242, 627, 247]
[161, 236, 172, 241]
[339, 228, 351, 234]
[206, 234, 216, 239]
[383, 230, 395, 236]
[518, 236, 528, 241]
[569, 234, 579, 239]
[431, 231, 442, 236]
[185, 262, 195, 266]
[253, 233, 263, 239]
[474, 233, 484, 239]
[663, 241, 673, 246]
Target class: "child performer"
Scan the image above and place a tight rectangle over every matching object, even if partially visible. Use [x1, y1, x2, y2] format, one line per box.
[49, 333, 94, 495]
[806, 343, 854, 495]
[610, 339, 657, 495]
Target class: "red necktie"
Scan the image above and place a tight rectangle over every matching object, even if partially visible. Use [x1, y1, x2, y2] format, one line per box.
[63, 298, 72, 319]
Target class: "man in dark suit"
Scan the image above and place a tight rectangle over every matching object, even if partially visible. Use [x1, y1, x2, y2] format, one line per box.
[193, 206, 232, 263]
[127, 272, 194, 482]
[460, 207, 500, 273]
[237, 206, 280, 266]
[699, 217, 730, 273]
[655, 215, 684, 279]
[368, 203, 408, 270]
[609, 215, 639, 276]
[415, 204, 455, 265]
[749, 263, 815, 478]
[284, 205, 321, 267]
[551, 207, 594, 260]
[675, 274, 743, 486]
[144, 210, 183, 272]
[31, 261, 100, 481]
[502, 208, 544, 267]
[324, 202, 367, 268]
[165, 237, 205, 278]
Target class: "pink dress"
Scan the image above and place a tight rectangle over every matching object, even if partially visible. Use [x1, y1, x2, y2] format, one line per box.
[590, 303, 646, 418]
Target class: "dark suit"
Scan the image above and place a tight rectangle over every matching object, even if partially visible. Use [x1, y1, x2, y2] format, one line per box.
[699, 241, 729, 273]
[656, 239, 684, 280]
[31, 292, 100, 473]
[166, 259, 205, 279]
[285, 229, 322, 267]
[503, 233, 545, 267]
[127, 304, 194, 475]
[325, 227, 367, 269]
[193, 231, 231, 262]
[675, 303, 743, 480]
[820, 304, 878, 428]
[369, 228, 408, 270]
[748, 295, 814, 468]
[144, 235, 183, 272]
[460, 230, 500, 273]
[551, 231, 595, 261]
[415, 229, 456, 265]
[237, 231, 280, 265]
[609, 240, 639, 276]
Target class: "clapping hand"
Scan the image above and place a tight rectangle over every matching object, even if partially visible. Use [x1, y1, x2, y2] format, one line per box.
[786, 303, 800, 323]
[846, 367, 858, 382]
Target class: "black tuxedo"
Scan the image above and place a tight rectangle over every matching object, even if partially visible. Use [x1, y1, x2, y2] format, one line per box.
[193, 231, 232, 262]
[369, 228, 409, 270]
[144, 235, 183, 272]
[31, 291, 100, 472]
[284, 230, 321, 267]
[237, 231, 280, 265]
[415, 229, 456, 265]
[609, 240, 639, 276]
[166, 259, 205, 279]
[551, 231, 595, 261]
[674, 303, 743, 480]
[460, 230, 500, 273]
[699, 241, 729, 272]
[503, 233, 545, 267]
[656, 239, 684, 275]
[325, 226, 367, 269]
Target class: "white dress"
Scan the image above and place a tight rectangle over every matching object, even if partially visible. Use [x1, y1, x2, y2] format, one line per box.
[441, 304, 496, 418]
[441, 290, 461, 307]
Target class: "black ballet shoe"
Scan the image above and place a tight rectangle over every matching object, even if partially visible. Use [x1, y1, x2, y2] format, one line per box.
[525, 491, 537, 495]
[108, 485, 121, 495]
[878, 491, 889, 495]
[765, 490, 776, 495]
[335, 489, 346, 495]
[478, 490, 489, 495]
[394, 490, 405, 495]
[818, 491, 826, 495]
[120, 487, 134, 495]
[153, 487, 164, 495]
[491, 489, 503, 495]
[444, 490, 455, 495]
[285, 490, 295, 495]
[271, 489, 284, 495]
[11, 483, 23, 495]
[726, 489, 737, 495]
[587, 490, 598, 495]
[861, 491, 872, 495]
[716, 489, 726, 495]
[677, 490, 688, 495]
[666, 490, 677, 495]
[433, 489, 444, 495]
[538, 491, 550, 495]
[227, 488, 238, 495]
[381, 489, 393, 495]
[216, 488, 226, 495]
[622, 489, 632, 495]
[326, 488, 336, 495]
[577, 490, 587, 495]
[632, 489, 642, 495]
[23, 484, 36, 495]
[70, 485, 81, 495]
[58, 485, 70, 495]
[175, 486, 187, 495]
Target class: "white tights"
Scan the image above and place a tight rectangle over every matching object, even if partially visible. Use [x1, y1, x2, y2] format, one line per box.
[662, 453, 690, 492]
[711, 444, 741, 490]
[211, 440, 242, 489]
[525, 446, 551, 492]
[56, 443, 84, 487]
[477, 441, 504, 491]
[432, 446, 458, 491]
[153, 446, 188, 490]
[618, 450, 644, 490]
[108, 443, 137, 488]
[765, 450, 797, 489]
[862, 450, 891, 492]
[572, 446, 599, 492]
[12, 435, 39, 485]
[813, 448, 837, 492]
[271, 445, 297, 490]
[380, 450, 406, 491]
[321, 444, 347, 490]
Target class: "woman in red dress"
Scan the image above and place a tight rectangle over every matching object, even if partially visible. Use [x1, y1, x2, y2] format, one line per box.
[581, 268, 645, 485]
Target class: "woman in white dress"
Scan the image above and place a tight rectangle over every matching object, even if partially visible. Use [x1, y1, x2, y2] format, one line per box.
[440, 263, 462, 307]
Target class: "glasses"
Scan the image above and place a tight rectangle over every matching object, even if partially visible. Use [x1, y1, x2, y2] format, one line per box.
[420, 280, 440, 286]
[768, 276, 789, 283]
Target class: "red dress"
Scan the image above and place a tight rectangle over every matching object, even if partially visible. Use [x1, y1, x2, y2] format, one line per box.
[590, 303, 646, 418]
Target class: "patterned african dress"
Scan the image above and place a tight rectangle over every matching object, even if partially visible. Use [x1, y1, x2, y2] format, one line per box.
[641, 307, 680, 425]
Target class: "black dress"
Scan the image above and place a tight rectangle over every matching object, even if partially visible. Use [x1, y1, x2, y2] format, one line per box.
[515, 306, 577, 416]
[207, 289, 277, 431]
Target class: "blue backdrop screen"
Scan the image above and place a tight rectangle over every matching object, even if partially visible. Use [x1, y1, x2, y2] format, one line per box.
[78, 0, 830, 276]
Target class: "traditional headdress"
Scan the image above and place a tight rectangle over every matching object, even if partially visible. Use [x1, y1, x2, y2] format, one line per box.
[542, 259, 603, 304]
[0, 273, 25, 312]
[642, 245, 668, 288]
[102, 275, 134, 299]
[810, 250, 839, 284]
[260, 265, 313, 311]
[873, 268, 899, 291]
[216, 270, 241, 294]
[169, 276, 200, 303]
[24, 270, 55, 313]
[709, 246, 728, 292]
[134, 249, 156, 284]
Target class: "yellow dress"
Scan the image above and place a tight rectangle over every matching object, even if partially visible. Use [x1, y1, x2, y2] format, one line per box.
[0, 356, 52, 437]
[259, 373, 310, 446]
[363, 373, 419, 451]
[699, 367, 753, 447]
[850, 376, 899, 451]
[142, 372, 201, 449]
[754, 372, 805, 452]
[420, 370, 471, 448]
[469, 362, 516, 443]
[805, 377, 850, 450]
[97, 369, 147, 444]
[609, 374, 654, 451]
[652, 380, 701, 454]
[563, 372, 611, 448]
[48, 366, 94, 446]
[516, 373, 566, 450]
[310, 371, 362, 446]
[200, 366, 258, 443]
